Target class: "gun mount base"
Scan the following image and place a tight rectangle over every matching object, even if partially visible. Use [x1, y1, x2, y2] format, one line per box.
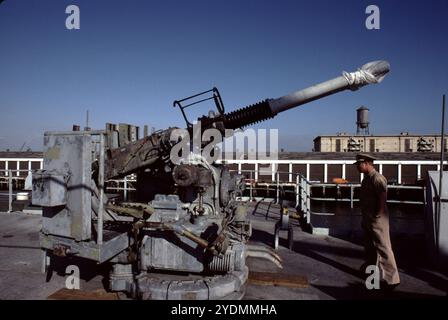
[110, 266, 249, 300]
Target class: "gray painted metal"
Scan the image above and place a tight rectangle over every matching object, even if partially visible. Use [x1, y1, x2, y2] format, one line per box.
[357, 106, 369, 129]
[426, 171, 448, 267]
[131, 267, 248, 300]
[36, 133, 92, 241]
[109, 264, 133, 292]
[40, 232, 131, 263]
[33, 128, 252, 300]
[43, 130, 106, 136]
[32, 171, 67, 207]
[268, 60, 389, 115]
[139, 194, 247, 274]
[97, 134, 105, 244]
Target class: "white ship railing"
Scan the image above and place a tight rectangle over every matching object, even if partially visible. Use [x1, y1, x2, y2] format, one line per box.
[218, 159, 447, 184]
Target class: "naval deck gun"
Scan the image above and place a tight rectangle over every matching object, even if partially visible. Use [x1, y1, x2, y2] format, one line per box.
[32, 60, 389, 300]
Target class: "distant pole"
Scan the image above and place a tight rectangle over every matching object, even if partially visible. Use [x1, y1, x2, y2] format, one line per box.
[437, 94, 446, 252]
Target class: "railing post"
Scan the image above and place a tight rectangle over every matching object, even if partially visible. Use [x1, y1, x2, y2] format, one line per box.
[295, 174, 300, 209]
[350, 185, 354, 209]
[250, 170, 253, 201]
[8, 170, 12, 213]
[324, 163, 328, 183]
[306, 182, 311, 225]
[301, 178, 306, 213]
[422, 186, 426, 206]
[276, 172, 280, 204]
[124, 176, 128, 202]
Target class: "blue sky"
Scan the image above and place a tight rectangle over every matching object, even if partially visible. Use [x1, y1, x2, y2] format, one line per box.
[0, 0, 447, 151]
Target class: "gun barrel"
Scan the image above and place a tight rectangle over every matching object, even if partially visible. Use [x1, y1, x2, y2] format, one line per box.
[269, 60, 390, 114]
[222, 60, 390, 129]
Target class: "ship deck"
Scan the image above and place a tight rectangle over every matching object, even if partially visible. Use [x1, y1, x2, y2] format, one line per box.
[0, 205, 446, 300]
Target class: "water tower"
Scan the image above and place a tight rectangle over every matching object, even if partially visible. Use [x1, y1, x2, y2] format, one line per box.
[356, 106, 370, 135]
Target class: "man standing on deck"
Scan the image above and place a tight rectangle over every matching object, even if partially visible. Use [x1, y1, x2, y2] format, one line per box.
[354, 153, 400, 291]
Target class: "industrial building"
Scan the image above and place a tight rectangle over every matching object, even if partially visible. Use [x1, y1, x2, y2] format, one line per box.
[313, 133, 446, 153]
[314, 106, 446, 153]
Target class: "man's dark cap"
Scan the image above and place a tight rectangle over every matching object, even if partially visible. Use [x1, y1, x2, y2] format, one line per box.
[354, 153, 376, 164]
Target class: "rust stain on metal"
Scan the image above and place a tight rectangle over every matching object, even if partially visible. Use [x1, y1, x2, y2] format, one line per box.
[248, 271, 309, 288]
[44, 147, 60, 160]
[181, 292, 197, 300]
[53, 244, 69, 257]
